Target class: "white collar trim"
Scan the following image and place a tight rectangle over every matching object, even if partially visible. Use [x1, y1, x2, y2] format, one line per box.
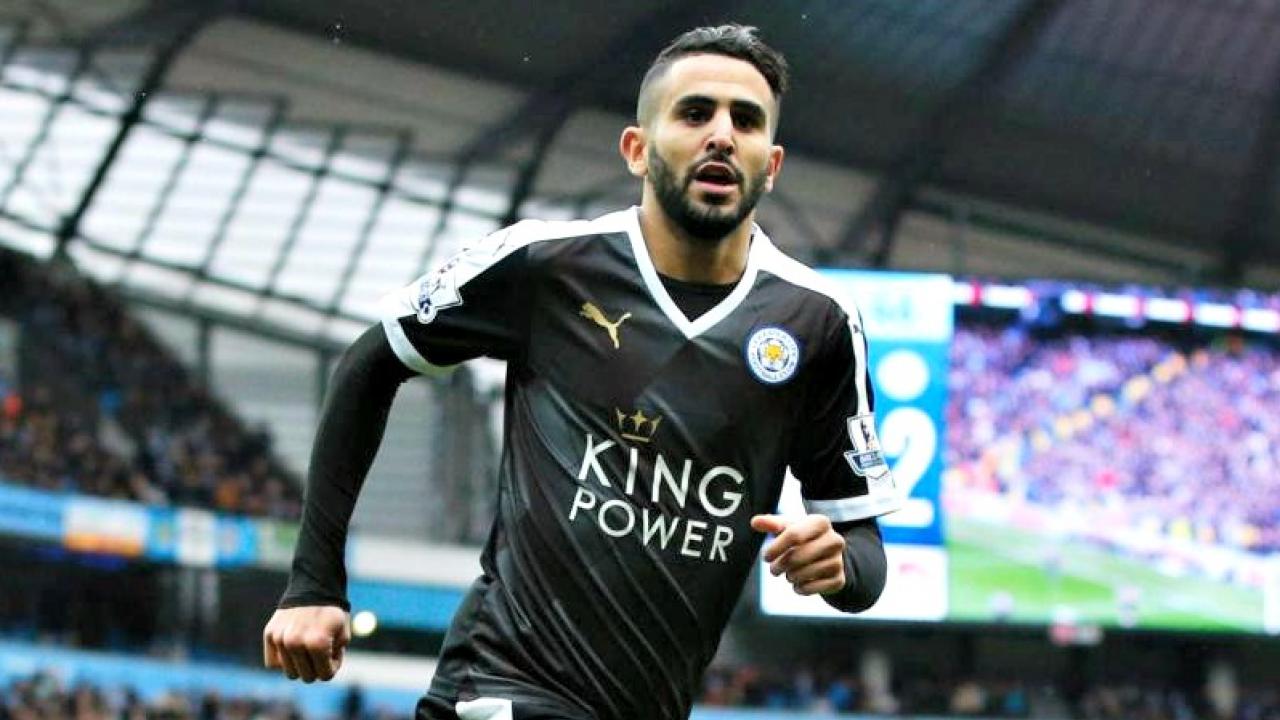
[623, 206, 766, 340]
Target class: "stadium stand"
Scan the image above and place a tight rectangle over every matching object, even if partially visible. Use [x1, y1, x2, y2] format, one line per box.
[2, 660, 1278, 720]
[946, 323, 1280, 554]
[0, 672, 310, 720]
[0, 246, 301, 519]
[699, 663, 1280, 719]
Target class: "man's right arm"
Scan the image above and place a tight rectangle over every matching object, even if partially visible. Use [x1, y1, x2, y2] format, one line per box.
[263, 324, 414, 682]
[264, 227, 536, 681]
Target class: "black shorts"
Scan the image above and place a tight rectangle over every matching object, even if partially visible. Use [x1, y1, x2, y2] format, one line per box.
[416, 693, 589, 720]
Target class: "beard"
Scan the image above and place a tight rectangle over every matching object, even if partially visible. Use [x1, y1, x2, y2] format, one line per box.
[648, 147, 768, 244]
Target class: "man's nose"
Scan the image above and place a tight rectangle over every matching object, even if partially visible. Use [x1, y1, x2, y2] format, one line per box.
[704, 111, 735, 155]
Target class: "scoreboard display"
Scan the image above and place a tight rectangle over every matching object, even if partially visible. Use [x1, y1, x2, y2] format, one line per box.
[761, 272, 1280, 635]
[761, 271, 952, 622]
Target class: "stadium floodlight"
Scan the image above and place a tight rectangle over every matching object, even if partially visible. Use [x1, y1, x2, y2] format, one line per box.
[352, 610, 378, 637]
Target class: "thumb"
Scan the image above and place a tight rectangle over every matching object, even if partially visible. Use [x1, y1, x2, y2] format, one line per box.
[750, 514, 788, 534]
[328, 618, 351, 673]
[335, 616, 352, 657]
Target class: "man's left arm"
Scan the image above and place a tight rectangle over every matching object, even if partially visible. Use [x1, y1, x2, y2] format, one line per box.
[750, 514, 887, 613]
[762, 299, 897, 613]
[827, 518, 887, 612]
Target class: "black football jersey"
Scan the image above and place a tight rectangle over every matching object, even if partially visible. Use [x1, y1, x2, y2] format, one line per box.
[380, 208, 899, 720]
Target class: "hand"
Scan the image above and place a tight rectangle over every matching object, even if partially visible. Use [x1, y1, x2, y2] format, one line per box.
[750, 514, 847, 596]
[262, 605, 351, 682]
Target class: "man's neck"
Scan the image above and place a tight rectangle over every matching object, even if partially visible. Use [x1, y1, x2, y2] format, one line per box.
[637, 194, 752, 285]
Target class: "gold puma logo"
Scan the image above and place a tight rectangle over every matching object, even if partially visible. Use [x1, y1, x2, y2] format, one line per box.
[580, 302, 631, 350]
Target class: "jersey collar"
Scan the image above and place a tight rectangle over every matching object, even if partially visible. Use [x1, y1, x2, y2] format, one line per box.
[623, 206, 766, 340]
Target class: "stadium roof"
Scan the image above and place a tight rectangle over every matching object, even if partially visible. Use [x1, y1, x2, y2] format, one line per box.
[3, 0, 1279, 291]
[238, 0, 1280, 281]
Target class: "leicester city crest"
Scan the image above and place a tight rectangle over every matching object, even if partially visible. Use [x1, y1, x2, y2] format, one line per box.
[745, 326, 800, 385]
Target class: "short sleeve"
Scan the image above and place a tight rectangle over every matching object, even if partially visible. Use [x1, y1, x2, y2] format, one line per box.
[788, 305, 900, 522]
[379, 224, 532, 376]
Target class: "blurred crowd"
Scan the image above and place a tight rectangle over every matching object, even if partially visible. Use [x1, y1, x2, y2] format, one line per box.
[946, 321, 1280, 552]
[700, 664, 1032, 716]
[0, 672, 303, 720]
[2, 663, 1279, 719]
[0, 248, 300, 519]
[0, 672, 419, 720]
[698, 664, 1280, 719]
[1075, 683, 1279, 720]
[1073, 683, 1280, 720]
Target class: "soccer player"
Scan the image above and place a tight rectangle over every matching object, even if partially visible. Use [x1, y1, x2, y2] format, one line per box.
[263, 24, 899, 720]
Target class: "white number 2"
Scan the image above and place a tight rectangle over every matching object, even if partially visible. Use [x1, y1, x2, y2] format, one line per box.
[880, 407, 935, 500]
[874, 349, 938, 528]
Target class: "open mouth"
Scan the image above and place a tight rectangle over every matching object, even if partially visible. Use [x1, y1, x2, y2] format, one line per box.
[692, 162, 739, 189]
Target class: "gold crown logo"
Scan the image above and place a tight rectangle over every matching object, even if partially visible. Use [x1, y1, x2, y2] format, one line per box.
[614, 408, 662, 443]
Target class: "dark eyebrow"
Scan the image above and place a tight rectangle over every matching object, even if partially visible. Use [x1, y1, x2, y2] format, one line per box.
[673, 94, 716, 111]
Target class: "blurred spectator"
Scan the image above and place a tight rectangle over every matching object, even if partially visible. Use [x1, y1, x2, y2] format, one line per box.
[951, 679, 990, 716]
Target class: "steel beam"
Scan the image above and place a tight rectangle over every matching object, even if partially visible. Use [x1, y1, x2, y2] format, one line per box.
[53, 4, 222, 260]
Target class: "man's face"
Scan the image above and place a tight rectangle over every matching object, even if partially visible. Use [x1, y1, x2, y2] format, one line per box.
[633, 54, 783, 243]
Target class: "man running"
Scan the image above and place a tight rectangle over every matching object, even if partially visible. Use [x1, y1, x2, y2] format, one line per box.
[263, 24, 899, 720]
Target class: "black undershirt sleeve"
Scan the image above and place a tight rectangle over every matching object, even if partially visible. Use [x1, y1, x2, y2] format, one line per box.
[823, 518, 888, 613]
[278, 324, 416, 611]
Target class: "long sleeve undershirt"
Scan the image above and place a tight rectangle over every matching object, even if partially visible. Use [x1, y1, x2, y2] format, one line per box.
[825, 518, 888, 613]
[278, 325, 414, 611]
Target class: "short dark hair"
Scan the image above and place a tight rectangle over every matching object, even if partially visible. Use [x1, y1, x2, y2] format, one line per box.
[636, 24, 789, 128]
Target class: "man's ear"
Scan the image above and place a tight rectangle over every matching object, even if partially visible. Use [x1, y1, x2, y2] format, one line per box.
[763, 144, 785, 193]
[620, 126, 648, 178]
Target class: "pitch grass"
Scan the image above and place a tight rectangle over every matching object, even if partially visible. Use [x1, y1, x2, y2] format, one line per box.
[947, 517, 1264, 632]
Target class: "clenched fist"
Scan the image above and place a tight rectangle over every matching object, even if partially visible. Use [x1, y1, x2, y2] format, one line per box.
[262, 605, 351, 682]
[751, 514, 848, 596]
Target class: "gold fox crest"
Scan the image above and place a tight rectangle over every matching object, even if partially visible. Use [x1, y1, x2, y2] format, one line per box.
[580, 302, 631, 350]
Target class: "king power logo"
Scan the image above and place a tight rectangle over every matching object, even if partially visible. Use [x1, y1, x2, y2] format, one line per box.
[567, 410, 746, 563]
[614, 407, 660, 443]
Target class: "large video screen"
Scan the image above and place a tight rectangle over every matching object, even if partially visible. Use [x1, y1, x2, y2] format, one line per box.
[761, 273, 1280, 634]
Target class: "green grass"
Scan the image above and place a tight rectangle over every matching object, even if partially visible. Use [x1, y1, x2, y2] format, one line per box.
[947, 517, 1265, 632]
